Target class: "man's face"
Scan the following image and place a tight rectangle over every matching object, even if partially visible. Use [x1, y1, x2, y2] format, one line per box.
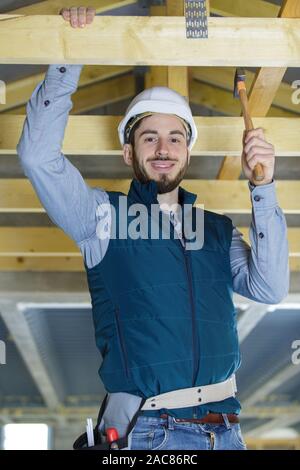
[123, 113, 191, 194]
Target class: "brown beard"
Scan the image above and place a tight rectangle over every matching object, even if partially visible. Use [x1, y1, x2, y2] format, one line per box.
[132, 148, 189, 194]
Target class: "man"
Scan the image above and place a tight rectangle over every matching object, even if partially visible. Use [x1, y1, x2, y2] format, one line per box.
[17, 7, 289, 450]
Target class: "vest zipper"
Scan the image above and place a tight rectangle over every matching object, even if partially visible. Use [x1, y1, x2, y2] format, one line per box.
[180, 239, 199, 419]
[115, 306, 130, 381]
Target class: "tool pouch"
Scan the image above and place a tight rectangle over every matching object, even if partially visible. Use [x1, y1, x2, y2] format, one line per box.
[73, 392, 147, 450]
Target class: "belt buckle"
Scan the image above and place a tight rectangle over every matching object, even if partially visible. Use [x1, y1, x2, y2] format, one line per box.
[174, 417, 197, 424]
[174, 418, 184, 423]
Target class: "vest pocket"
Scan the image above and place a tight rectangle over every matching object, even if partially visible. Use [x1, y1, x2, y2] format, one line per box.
[114, 306, 131, 380]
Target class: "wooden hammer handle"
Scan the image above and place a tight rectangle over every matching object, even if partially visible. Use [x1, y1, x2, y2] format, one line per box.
[239, 88, 264, 182]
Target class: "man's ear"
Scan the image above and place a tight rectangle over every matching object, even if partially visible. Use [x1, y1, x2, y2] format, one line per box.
[123, 143, 133, 166]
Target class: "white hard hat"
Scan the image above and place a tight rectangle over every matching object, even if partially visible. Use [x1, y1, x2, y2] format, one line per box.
[117, 86, 198, 151]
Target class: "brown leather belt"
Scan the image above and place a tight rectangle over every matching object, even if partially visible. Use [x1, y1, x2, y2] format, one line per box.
[160, 413, 239, 424]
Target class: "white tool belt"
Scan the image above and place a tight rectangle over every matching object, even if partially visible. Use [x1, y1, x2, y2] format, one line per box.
[141, 375, 237, 411]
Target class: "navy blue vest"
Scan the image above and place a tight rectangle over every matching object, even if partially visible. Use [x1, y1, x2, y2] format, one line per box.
[85, 179, 241, 419]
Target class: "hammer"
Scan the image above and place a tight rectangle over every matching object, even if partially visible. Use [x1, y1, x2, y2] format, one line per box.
[234, 68, 264, 182]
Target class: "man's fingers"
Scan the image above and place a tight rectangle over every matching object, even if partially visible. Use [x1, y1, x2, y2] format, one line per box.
[244, 127, 265, 143]
[244, 137, 274, 154]
[60, 8, 70, 18]
[61, 7, 96, 27]
[78, 6, 87, 27]
[70, 7, 78, 27]
[245, 145, 274, 160]
[86, 7, 96, 23]
[246, 154, 274, 171]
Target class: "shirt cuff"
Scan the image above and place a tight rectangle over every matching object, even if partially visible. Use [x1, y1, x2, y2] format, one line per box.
[248, 179, 278, 209]
[45, 64, 83, 89]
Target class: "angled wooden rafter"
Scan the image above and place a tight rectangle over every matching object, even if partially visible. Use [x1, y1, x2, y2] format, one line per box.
[217, 0, 300, 180]
[190, 80, 297, 118]
[192, 67, 300, 116]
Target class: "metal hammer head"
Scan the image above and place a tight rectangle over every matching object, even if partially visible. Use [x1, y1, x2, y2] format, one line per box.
[234, 68, 246, 98]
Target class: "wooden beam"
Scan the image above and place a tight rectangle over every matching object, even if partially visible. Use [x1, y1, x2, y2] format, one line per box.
[9, 0, 136, 15]
[2, 225, 299, 252]
[145, 4, 169, 89]
[167, 66, 189, 99]
[166, 0, 183, 17]
[0, 256, 84, 271]
[145, 66, 168, 88]
[0, 226, 298, 272]
[165, 1, 188, 99]
[210, 0, 280, 17]
[190, 80, 296, 117]
[192, 67, 300, 116]
[7, 73, 135, 115]
[0, 227, 78, 253]
[3, 115, 300, 156]
[279, 0, 300, 17]
[1, 179, 300, 215]
[217, 0, 300, 180]
[247, 68, 287, 118]
[0, 65, 133, 113]
[0, 257, 298, 273]
[290, 257, 300, 272]
[145, 2, 189, 99]
[1, 16, 300, 66]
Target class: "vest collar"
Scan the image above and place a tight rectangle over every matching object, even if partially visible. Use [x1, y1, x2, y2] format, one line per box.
[127, 178, 197, 208]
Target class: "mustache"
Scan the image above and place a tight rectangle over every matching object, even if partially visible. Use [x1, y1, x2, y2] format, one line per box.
[148, 157, 177, 162]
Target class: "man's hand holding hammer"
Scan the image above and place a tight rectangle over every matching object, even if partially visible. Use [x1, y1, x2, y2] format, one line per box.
[242, 128, 275, 186]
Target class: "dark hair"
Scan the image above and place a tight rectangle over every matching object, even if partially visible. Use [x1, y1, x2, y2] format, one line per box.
[127, 118, 144, 149]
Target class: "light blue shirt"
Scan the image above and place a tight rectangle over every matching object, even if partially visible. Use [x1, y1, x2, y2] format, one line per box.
[17, 64, 290, 304]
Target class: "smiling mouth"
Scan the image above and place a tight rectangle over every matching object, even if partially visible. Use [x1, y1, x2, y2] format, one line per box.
[150, 161, 175, 171]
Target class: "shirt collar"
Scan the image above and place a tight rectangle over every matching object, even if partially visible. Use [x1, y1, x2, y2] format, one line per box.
[127, 178, 197, 209]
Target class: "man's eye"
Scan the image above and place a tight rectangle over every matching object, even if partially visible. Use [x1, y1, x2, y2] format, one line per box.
[145, 137, 155, 142]
[171, 138, 180, 143]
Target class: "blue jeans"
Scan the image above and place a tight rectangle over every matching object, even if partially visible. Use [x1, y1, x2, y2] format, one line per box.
[130, 414, 247, 450]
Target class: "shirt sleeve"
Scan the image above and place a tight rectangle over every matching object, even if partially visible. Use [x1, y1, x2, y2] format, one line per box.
[230, 179, 290, 304]
[16, 64, 110, 268]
